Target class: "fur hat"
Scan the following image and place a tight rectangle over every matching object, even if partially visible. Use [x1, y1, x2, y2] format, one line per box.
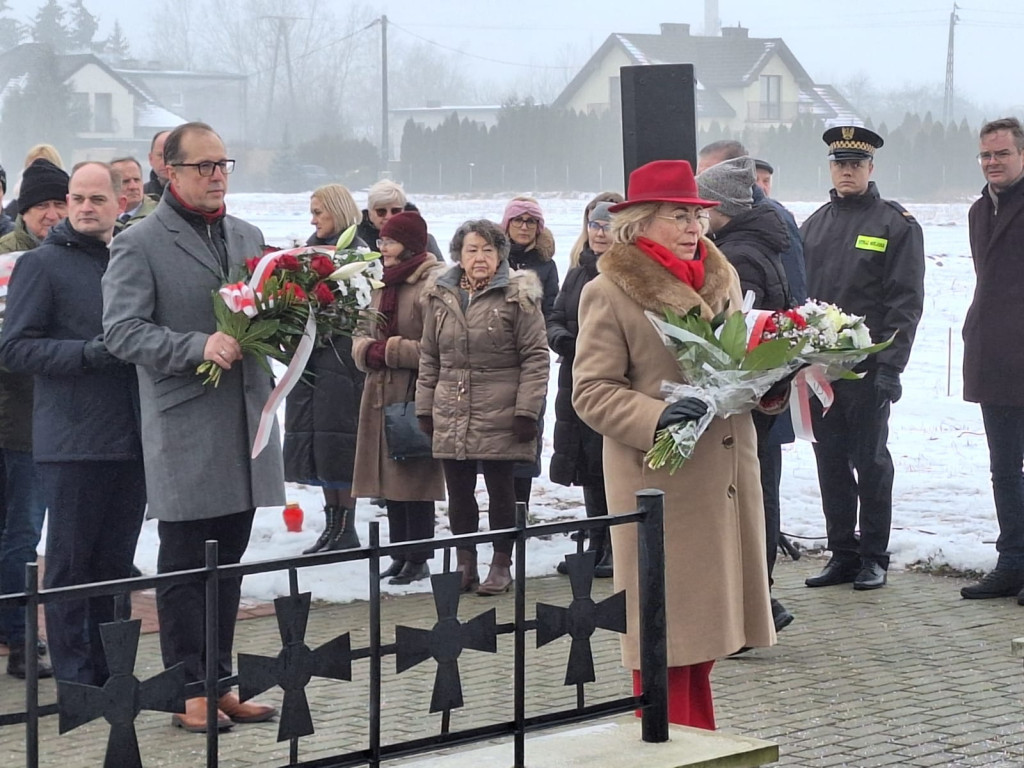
[380, 210, 428, 255]
[501, 198, 545, 233]
[696, 156, 755, 218]
[18, 159, 69, 215]
[610, 160, 718, 212]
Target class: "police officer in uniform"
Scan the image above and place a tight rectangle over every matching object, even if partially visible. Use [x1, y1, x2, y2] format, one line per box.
[801, 126, 925, 591]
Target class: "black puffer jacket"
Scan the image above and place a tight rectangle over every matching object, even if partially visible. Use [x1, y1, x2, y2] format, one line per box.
[548, 247, 603, 487]
[283, 336, 364, 484]
[708, 203, 791, 311]
[508, 228, 559, 320]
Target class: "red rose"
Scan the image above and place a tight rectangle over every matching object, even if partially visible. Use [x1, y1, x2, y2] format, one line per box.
[276, 253, 300, 272]
[282, 282, 306, 301]
[784, 309, 807, 329]
[313, 282, 335, 305]
[245, 256, 261, 274]
[310, 254, 335, 278]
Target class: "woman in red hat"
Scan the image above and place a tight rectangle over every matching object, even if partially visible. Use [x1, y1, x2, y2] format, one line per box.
[571, 160, 779, 729]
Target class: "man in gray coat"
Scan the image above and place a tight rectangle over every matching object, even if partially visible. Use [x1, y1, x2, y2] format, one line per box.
[102, 122, 284, 733]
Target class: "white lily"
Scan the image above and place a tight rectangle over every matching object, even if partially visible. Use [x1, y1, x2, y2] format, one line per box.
[329, 261, 371, 281]
[335, 223, 358, 250]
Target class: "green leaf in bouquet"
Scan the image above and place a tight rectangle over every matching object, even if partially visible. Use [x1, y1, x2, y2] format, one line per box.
[837, 368, 865, 380]
[718, 310, 748, 363]
[709, 299, 731, 331]
[741, 337, 805, 371]
[238, 318, 281, 344]
[859, 331, 897, 356]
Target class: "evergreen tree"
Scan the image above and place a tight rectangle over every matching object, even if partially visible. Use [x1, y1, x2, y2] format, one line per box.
[105, 20, 130, 58]
[0, 0, 25, 52]
[69, 0, 99, 50]
[31, 0, 69, 50]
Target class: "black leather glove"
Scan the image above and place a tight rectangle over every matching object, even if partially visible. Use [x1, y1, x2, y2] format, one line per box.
[656, 398, 708, 430]
[874, 366, 902, 407]
[549, 332, 576, 358]
[417, 416, 434, 437]
[82, 335, 123, 370]
[512, 416, 538, 443]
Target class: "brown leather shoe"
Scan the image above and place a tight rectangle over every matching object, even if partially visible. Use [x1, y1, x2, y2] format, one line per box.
[171, 696, 233, 733]
[476, 552, 512, 596]
[218, 691, 278, 723]
[456, 549, 479, 593]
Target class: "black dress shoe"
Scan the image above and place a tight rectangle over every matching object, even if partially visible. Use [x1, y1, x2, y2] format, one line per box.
[805, 558, 859, 587]
[388, 561, 430, 585]
[770, 598, 794, 632]
[853, 560, 887, 590]
[7, 645, 53, 679]
[961, 568, 1024, 599]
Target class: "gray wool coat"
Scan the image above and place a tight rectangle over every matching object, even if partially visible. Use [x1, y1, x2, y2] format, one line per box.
[101, 198, 285, 521]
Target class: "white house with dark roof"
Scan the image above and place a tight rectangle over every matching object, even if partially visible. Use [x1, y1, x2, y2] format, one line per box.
[553, 23, 860, 132]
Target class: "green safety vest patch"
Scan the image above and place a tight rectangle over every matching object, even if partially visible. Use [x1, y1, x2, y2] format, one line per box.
[854, 235, 888, 252]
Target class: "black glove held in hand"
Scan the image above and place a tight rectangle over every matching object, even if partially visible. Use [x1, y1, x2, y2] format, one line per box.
[656, 398, 709, 430]
[417, 416, 434, 437]
[82, 335, 123, 369]
[874, 366, 902, 407]
[548, 332, 576, 358]
[513, 416, 538, 443]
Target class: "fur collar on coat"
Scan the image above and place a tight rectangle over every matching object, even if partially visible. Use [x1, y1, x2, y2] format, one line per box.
[597, 237, 737, 320]
[427, 260, 545, 313]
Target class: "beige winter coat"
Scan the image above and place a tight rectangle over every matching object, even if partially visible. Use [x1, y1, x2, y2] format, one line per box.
[572, 238, 775, 669]
[351, 257, 446, 501]
[417, 261, 549, 461]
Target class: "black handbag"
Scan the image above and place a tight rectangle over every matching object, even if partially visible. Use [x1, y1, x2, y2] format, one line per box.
[383, 377, 433, 461]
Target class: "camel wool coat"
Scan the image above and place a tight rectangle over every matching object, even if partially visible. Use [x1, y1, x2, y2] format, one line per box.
[572, 238, 775, 669]
[351, 257, 446, 501]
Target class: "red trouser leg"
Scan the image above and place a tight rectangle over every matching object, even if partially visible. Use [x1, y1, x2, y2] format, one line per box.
[632, 661, 716, 730]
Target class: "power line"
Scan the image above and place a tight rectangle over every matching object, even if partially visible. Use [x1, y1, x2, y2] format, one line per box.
[388, 21, 574, 71]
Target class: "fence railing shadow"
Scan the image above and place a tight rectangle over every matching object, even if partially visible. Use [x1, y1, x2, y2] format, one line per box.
[0, 489, 668, 768]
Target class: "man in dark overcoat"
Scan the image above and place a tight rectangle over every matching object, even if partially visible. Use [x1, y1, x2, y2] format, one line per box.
[102, 122, 284, 732]
[960, 117, 1024, 602]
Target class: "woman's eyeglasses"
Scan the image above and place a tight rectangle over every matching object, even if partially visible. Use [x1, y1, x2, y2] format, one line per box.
[374, 207, 404, 217]
[587, 221, 611, 233]
[509, 216, 538, 229]
[376, 238, 399, 249]
[655, 211, 710, 228]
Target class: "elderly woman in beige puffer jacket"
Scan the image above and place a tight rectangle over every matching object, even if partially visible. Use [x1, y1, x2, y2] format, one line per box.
[417, 219, 549, 596]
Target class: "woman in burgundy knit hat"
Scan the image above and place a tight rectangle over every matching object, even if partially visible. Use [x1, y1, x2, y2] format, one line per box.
[572, 160, 786, 729]
[351, 212, 445, 585]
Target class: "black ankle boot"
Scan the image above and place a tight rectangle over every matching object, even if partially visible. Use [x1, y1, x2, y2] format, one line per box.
[303, 507, 338, 555]
[380, 558, 405, 579]
[388, 561, 430, 585]
[326, 506, 360, 550]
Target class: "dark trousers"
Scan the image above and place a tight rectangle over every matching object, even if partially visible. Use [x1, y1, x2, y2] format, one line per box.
[444, 459, 516, 556]
[385, 500, 435, 564]
[752, 411, 782, 580]
[0, 450, 45, 645]
[156, 509, 254, 693]
[980, 405, 1024, 569]
[38, 459, 146, 686]
[810, 376, 893, 567]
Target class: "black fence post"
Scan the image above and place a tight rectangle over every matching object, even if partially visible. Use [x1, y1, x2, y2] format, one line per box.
[369, 520, 382, 768]
[513, 501, 528, 768]
[24, 561, 40, 768]
[637, 489, 668, 743]
[204, 539, 220, 768]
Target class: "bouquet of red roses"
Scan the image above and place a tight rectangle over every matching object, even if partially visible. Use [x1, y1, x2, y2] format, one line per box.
[196, 224, 382, 386]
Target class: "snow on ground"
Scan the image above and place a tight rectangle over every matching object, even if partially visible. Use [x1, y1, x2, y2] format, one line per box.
[127, 193, 997, 603]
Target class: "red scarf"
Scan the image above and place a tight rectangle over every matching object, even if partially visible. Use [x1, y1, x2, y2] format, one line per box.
[169, 184, 226, 224]
[636, 237, 706, 291]
[378, 252, 430, 336]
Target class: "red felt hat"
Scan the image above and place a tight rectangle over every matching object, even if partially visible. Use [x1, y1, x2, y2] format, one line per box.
[609, 160, 719, 212]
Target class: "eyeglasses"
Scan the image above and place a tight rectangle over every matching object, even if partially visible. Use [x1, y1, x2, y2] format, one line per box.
[977, 149, 1019, 164]
[376, 238, 399, 249]
[654, 211, 709, 228]
[170, 160, 235, 177]
[587, 221, 611, 233]
[374, 207, 404, 217]
[509, 216, 538, 229]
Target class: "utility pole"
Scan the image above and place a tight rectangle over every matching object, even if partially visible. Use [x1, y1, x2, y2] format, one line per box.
[380, 14, 390, 174]
[261, 15, 301, 144]
[943, 2, 958, 125]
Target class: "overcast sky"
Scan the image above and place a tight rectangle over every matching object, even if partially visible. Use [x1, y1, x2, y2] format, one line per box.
[7, 0, 1021, 112]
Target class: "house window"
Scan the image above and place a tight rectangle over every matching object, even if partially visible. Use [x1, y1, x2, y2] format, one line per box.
[94, 92, 113, 133]
[69, 92, 90, 132]
[759, 75, 782, 121]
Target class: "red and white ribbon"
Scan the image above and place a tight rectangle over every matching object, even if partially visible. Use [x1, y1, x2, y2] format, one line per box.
[790, 364, 834, 442]
[218, 282, 258, 317]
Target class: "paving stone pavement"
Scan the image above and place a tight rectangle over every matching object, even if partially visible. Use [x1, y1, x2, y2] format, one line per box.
[0, 555, 1023, 767]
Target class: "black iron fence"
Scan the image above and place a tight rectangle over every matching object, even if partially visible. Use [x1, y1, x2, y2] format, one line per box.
[0, 490, 669, 768]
